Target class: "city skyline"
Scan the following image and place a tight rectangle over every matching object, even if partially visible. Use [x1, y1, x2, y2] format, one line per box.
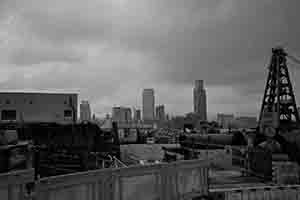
[1, 1, 300, 119]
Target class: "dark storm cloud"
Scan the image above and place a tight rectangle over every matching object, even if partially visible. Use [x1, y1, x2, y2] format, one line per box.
[1, 0, 300, 116]
[7, 0, 300, 86]
[9, 45, 82, 65]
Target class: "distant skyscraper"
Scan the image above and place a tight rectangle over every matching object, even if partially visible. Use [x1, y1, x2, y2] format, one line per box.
[193, 80, 207, 121]
[80, 100, 91, 121]
[166, 114, 170, 121]
[134, 109, 141, 121]
[156, 105, 165, 121]
[124, 108, 132, 122]
[143, 89, 155, 121]
[112, 107, 132, 123]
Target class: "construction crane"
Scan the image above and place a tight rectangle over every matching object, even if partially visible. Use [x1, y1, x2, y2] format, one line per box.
[258, 47, 300, 132]
[256, 47, 300, 165]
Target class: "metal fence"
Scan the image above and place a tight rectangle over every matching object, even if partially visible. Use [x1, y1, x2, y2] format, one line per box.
[2, 161, 300, 200]
[35, 159, 209, 200]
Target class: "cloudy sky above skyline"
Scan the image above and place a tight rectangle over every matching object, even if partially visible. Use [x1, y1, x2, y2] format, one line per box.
[1, 0, 300, 119]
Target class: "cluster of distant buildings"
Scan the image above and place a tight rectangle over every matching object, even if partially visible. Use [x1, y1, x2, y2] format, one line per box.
[111, 88, 166, 126]
[216, 114, 257, 129]
[110, 80, 207, 129]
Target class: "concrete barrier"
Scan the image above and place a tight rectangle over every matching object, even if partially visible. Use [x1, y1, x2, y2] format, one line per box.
[35, 159, 209, 200]
[0, 169, 34, 200]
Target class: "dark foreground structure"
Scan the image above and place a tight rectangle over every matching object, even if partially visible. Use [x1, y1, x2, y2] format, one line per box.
[0, 122, 120, 177]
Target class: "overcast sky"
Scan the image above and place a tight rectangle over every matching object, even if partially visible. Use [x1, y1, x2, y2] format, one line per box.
[1, 0, 300, 119]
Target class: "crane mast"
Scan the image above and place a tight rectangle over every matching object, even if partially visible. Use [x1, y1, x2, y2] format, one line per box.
[258, 47, 300, 132]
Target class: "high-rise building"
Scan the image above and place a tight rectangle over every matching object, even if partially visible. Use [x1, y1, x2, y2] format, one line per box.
[156, 105, 165, 121]
[112, 107, 132, 123]
[142, 89, 155, 121]
[80, 100, 91, 121]
[124, 108, 132, 122]
[217, 113, 234, 129]
[193, 80, 207, 121]
[134, 109, 141, 121]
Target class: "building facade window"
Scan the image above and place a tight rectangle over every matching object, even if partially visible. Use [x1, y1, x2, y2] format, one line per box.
[5, 100, 10, 104]
[64, 110, 72, 118]
[1, 110, 17, 120]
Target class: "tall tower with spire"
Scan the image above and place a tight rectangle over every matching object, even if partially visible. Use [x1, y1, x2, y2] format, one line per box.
[193, 80, 207, 121]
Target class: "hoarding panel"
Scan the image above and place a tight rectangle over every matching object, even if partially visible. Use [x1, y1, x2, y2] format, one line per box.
[225, 191, 241, 200]
[121, 174, 158, 200]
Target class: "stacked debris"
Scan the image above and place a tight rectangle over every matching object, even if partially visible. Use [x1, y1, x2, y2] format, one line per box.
[272, 161, 300, 184]
[154, 128, 181, 144]
[28, 122, 121, 177]
[0, 129, 32, 173]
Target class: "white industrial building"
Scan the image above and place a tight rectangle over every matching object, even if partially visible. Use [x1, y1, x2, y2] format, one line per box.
[0, 91, 78, 123]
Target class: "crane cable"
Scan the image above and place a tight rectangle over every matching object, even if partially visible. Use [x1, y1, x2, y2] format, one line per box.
[286, 51, 300, 88]
[285, 46, 300, 66]
[286, 50, 300, 106]
[287, 54, 300, 66]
